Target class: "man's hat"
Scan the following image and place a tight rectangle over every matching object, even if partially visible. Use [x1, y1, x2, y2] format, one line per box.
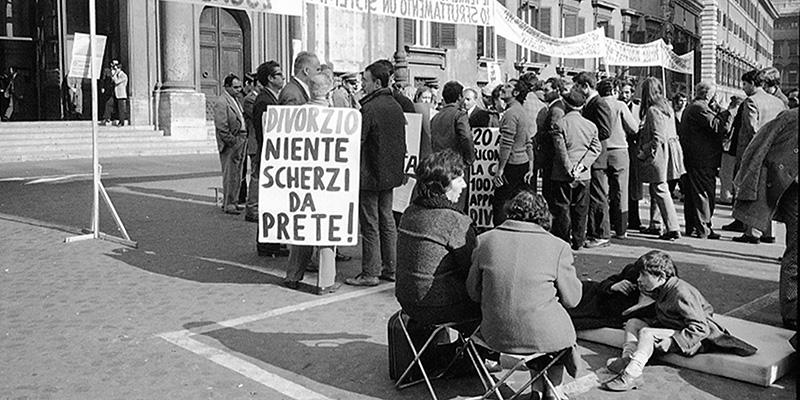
[342, 72, 358, 83]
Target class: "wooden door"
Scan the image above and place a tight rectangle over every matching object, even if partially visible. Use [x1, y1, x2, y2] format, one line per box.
[200, 7, 243, 119]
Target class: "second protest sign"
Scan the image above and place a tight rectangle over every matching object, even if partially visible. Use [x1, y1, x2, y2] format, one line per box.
[258, 105, 361, 246]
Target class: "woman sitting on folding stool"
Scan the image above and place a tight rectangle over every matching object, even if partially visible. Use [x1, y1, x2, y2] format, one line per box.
[396, 149, 481, 331]
[467, 190, 584, 400]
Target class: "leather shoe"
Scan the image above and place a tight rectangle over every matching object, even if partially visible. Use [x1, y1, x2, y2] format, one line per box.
[606, 356, 631, 374]
[732, 234, 760, 244]
[335, 251, 352, 262]
[224, 207, 241, 215]
[722, 220, 746, 232]
[759, 235, 776, 244]
[640, 226, 662, 235]
[344, 274, 380, 287]
[658, 231, 681, 241]
[584, 238, 611, 248]
[706, 231, 721, 240]
[284, 280, 300, 290]
[602, 372, 644, 392]
[244, 214, 258, 223]
[379, 272, 396, 282]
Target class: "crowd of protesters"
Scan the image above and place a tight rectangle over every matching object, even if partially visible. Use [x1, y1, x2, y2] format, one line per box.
[213, 51, 797, 394]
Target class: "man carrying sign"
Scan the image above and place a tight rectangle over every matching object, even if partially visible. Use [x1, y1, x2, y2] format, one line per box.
[345, 61, 407, 287]
[280, 51, 321, 289]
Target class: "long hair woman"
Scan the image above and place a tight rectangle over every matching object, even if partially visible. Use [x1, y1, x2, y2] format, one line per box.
[638, 77, 681, 240]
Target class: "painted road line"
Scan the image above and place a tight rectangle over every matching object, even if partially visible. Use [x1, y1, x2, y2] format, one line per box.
[107, 185, 217, 206]
[159, 331, 334, 400]
[723, 290, 780, 318]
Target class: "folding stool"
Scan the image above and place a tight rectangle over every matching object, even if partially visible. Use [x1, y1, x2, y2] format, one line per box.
[463, 333, 570, 400]
[394, 310, 475, 400]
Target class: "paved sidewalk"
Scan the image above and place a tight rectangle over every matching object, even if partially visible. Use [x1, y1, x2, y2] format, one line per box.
[0, 154, 795, 399]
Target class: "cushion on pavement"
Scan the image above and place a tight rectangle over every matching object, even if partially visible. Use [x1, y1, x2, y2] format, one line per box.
[576, 315, 796, 387]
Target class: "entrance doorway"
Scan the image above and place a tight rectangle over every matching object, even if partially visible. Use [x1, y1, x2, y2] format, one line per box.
[199, 6, 247, 119]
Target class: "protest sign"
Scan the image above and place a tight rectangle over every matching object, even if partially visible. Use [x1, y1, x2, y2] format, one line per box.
[603, 38, 664, 67]
[162, 0, 302, 15]
[487, 61, 503, 87]
[68, 33, 107, 80]
[469, 127, 500, 229]
[258, 105, 361, 246]
[306, 0, 494, 26]
[493, 1, 605, 59]
[393, 113, 424, 212]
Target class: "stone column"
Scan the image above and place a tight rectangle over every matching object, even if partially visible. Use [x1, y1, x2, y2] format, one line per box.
[394, 18, 409, 85]
[700, 0, 719, 90]
[157, 0, 206, 139]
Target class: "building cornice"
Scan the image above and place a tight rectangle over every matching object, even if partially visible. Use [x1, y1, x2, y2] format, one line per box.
[760, 0, 780, 20]
[675, 0, 703, 16]
[591, 0, 617, 12]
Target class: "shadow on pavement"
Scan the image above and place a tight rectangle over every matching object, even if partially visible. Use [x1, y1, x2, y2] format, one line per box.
[197, 326, 485, 399]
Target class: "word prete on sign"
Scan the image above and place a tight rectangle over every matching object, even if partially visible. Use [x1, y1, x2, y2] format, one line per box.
[258, 106, 361, 246]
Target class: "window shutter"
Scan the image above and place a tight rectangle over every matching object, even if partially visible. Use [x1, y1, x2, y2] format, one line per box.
[537, 8, 551, 63]
[403, 19, 416, 45]
[497, 36, 506, 60]
[607, 24, 615, 40]
[477, 26, 485, 58]
[439, 23, 456, 49]
[564, 14, 577, 37]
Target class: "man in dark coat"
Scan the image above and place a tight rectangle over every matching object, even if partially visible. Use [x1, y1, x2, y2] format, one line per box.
[679, 82, 722, 239]
[733, 109, 798, 330]
[345, 61, 407, 286]
[430, 80, 474, 212]
[574, 72, 614, 249]
[536, 77, 568, 207]
[246, 61, 289, 257]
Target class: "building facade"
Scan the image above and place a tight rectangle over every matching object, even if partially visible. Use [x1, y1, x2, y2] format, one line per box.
[0, 0, 780, 136]
[772, 0, 800, 93]
[702, 0, 780, 103]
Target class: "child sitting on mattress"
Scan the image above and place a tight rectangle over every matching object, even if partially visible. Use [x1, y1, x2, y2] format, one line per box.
[601, 250, 757, 392]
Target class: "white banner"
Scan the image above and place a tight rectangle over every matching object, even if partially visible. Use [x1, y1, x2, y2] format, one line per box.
[162, 0, 303, 16]
[306, 0, 494, 26]
[393, 113, 424, 212]
[604, 38, 664, 67]
[68, 33, 107, 80]
[662, 46, 694, 74]
[469, 127, 500, 229]
[258, 105, 361, 246]
[493, 1, 605, 59]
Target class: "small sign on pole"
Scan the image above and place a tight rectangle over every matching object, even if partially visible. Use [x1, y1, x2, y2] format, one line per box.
[68, 33, 107, 80]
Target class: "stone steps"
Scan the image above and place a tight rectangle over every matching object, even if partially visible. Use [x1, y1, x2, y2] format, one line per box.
[0, 122, 217, 163]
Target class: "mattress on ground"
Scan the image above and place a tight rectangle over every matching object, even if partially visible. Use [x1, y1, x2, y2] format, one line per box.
[576, 314, 796, 387]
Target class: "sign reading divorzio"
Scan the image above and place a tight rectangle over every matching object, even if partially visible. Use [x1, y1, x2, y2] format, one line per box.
[258, 105, 361, 246]
[470, 127, 500, 229]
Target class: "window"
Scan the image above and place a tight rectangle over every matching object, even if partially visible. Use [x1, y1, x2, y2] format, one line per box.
[563, 14, 585, 69]
[403, 19, 456, 49]
[516, 5, 550, 64]
[790, 41, 798, 56]
[788, 65, 798, 84]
